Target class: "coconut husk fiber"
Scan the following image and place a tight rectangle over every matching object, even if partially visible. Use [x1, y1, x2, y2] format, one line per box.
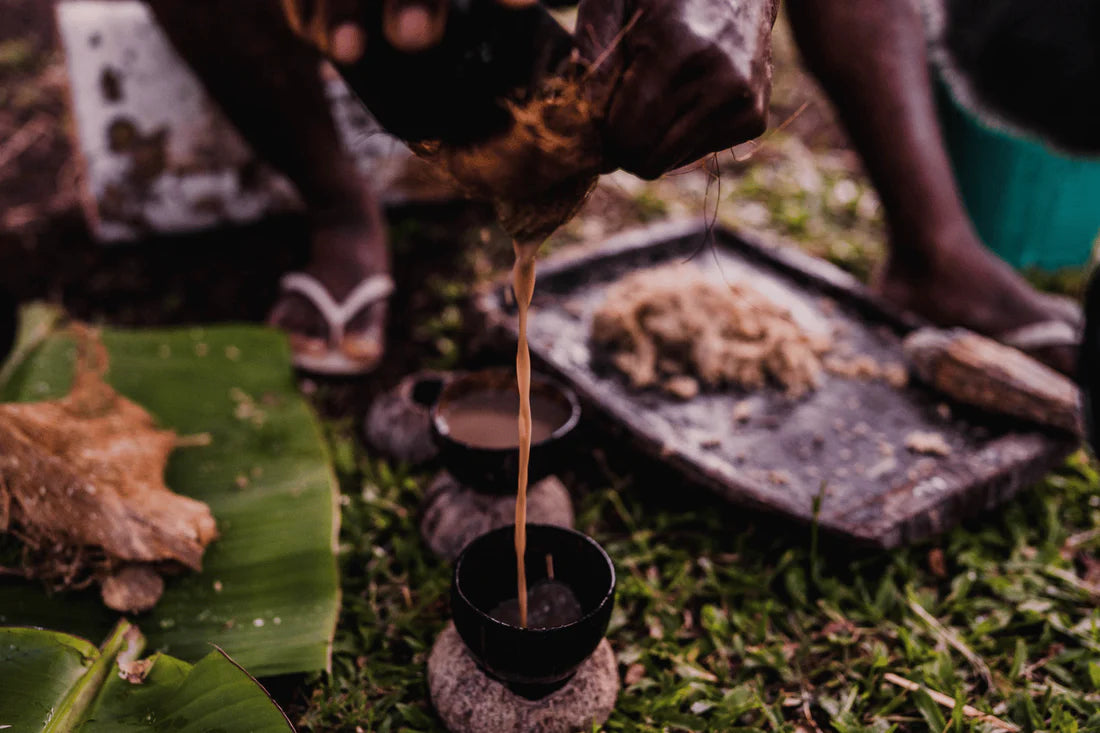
[411, 69, 604, 243]
[0, 326, 217, 612]
[591, 264, 832, 398]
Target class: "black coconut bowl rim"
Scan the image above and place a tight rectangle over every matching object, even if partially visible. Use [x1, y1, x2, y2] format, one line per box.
[430, 367, 581, 451]
[452, 523, 616, 632]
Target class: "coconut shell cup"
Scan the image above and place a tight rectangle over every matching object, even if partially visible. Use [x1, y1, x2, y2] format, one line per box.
[430, 368, 580, 494]
[451, 524, 616, 698]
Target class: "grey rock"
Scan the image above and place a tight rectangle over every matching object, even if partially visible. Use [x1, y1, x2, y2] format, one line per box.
[421, 473, 574, 560]
[429, 623, 619, 733]
[365, 371, 452, 465]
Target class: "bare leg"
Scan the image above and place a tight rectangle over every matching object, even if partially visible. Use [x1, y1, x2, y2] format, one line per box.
[787, 0, 1074, 372]
[147, 0, 390, 371]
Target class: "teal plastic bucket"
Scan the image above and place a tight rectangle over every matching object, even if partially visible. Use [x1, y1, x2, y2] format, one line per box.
[935, 80, 1100, 271]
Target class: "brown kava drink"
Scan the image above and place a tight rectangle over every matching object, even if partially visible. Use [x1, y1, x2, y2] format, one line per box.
[443, 391, 567, 450]
[512, 240, 538, 628]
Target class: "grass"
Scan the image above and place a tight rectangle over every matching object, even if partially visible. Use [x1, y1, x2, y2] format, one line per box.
[292, 80, 1098, 727]
[3, 4, 1095, 727]
[294, 410, 1100, 731]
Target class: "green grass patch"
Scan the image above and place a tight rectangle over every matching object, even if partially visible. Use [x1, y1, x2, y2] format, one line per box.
[299, 413, 1100, 730]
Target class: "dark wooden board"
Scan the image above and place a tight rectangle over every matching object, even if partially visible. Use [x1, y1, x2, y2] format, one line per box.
[478, 220, 1077, 548]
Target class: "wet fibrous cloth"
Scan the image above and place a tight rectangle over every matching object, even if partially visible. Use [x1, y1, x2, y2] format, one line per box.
[412, 72, 603, 243]
[591, 265, 832, 398]
[0, 327, 216, 612]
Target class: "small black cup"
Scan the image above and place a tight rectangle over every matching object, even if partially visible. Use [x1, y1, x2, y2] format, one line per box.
[430, 368, 580, 493]
[451, 524, 616, 698]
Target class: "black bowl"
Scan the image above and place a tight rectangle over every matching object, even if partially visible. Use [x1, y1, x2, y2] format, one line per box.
[408, 371, 451, 408]
[451, 524, 616, 697]
[430, 368, 580, 493]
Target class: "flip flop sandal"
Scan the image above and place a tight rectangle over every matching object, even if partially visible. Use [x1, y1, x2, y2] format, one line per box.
[276, 272, 394, 376]
[993, 296, 1082, 374]
[996, 318, 1080, 373]
[1038, 293, 1084, 330]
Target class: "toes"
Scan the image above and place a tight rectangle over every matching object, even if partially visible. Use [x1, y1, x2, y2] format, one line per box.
[342, 307, 386, 365]
[287, 333, 330, 357]
[269, 272, 390, 375]
[345, 301, 387, 340]
[269, 292, 330, 341]
[342, 336, 384, 363]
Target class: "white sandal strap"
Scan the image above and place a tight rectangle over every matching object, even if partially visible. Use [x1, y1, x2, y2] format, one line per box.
[337, 274, 396, 324]
[999, 320, 1079, 351]
[280, 272, 394, 345]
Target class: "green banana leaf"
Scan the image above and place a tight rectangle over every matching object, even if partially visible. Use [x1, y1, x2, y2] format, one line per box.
[0, 317, 340, 677]
[0, 621, 294, 731]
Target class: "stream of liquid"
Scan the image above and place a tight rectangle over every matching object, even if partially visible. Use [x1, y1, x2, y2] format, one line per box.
[513, 239, 539, 628]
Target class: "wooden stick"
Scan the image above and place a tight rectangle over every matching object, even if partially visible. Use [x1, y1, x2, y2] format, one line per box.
[546, 553, 555, 580]
[883, 673, 1019, 731]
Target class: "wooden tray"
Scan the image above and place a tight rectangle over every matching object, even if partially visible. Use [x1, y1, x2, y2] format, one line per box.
[478, 220, 1076, 547]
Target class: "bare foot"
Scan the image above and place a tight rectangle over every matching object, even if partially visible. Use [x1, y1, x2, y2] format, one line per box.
[874, 229, 1078, 374]
[268, 213, 391, 375]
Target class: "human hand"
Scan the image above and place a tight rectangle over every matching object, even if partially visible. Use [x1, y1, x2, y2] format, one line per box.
[281, 0, 537, 62]
[575, 0, 778, 179]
